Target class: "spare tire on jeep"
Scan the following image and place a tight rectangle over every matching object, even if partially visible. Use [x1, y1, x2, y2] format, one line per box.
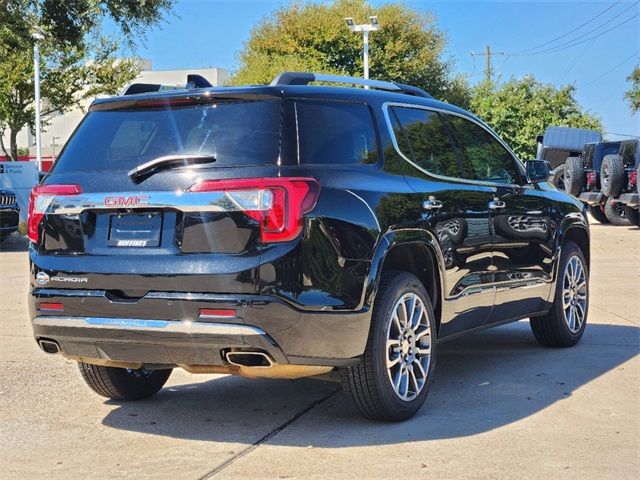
[600, 154, 625, 197]
[564, 157, 584, 196]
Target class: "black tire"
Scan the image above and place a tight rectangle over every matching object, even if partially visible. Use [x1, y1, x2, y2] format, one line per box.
[600, 154, 624, 197]
[78, 362, 172, 401]
[564, 157, 584, 196]
[624, 205, 640, 227]
[604, 197, 631, 226]
[551, 165, 565, 191]
[530, 240, 588, 347]
[588, 204, 609, 224]
[340, 271, 437, 421]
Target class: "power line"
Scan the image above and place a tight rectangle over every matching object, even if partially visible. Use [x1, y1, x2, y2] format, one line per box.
[580, 50, 639, 88]
[512, 0, 623, 55]
[510, 11, 640, 56]
[469, 45, 505, 83]
[508, 1, 639, 56]
[555, 39, 596, 84]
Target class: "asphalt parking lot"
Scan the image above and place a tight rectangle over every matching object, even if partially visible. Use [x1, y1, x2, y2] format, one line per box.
[1, 221, 638, 480]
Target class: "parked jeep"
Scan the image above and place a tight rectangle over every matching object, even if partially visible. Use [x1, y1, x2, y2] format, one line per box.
[28, 72, 591, 421]
[0, 189, 20, 243]
[564, 140, 621, 224]
[607, 139, 640, 227]
[536, 126, 601, 191]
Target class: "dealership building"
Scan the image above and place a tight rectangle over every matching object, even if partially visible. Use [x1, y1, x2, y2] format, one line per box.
[2, 60, 230, 158]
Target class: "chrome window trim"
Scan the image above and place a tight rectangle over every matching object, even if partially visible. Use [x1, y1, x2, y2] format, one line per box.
[382, 101, 527, 189]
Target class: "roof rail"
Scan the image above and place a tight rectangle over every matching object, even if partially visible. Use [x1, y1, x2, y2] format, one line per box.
[123, 74, 213, 96]
[270, 72, 432, 98]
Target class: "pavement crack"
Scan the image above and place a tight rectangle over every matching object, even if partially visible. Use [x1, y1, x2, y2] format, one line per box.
[590, 303, 639, 326]
[196, 387, 340, 479]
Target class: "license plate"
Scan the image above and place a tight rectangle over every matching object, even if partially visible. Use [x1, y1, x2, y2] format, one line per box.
[107, 213, 162, 247]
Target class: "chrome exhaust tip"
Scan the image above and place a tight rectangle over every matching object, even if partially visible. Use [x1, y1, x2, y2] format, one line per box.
[225, 350, 273, 368]
[38, 339, 60, 354]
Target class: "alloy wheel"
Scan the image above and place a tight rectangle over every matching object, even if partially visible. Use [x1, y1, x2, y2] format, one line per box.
[386, 293, 432, 401]
[562, 255, 587, 333]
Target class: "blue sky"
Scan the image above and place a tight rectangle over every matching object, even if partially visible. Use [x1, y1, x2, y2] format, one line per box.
[133, 1, 639, 137]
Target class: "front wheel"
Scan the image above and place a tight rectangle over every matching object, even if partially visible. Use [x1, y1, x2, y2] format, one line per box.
[588, 204, 609, 224]
[530, 241, 588, 347]
[604, 197, 631, 226]
[624, 205, 640, 227]
[341, 271, 436, 421]
[78, 363, 172, 401]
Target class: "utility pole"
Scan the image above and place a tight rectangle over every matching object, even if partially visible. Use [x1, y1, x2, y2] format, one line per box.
[344, 16, 381, 84]
[32, 29, 44, 171]
[469, 45, 505, 84]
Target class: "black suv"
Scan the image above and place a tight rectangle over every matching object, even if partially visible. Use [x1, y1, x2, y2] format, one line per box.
[0, 189, 20, 243]
[29, 72, 590, 421]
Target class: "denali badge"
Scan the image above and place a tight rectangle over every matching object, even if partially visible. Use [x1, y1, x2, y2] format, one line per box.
[36, 272, 49, 285]
[104, 195, 149, 207]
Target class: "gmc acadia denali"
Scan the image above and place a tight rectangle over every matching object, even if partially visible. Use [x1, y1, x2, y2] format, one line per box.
[29, 72, 590, 421]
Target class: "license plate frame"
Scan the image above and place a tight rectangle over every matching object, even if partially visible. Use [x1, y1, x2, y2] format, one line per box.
[107, 212, 162, 248]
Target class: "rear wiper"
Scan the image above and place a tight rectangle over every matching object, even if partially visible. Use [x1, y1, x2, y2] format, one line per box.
[128, 154, 217, 183]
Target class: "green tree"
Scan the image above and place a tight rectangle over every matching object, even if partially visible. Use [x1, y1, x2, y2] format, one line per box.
[230, 0, 470, 107]
[625, 65, 639, 114]
[470, 77, 602, 160]
[0, 0, 173, 160]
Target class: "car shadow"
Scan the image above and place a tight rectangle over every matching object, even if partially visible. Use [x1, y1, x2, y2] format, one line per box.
[101, 321, 638, 446]
[0, 234, 29, 252]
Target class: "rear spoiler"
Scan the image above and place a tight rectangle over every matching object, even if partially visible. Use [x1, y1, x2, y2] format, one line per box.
[122, 74, 213, 96]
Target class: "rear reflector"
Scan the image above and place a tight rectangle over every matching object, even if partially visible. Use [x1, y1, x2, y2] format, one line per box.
[28, 184, 83, 243]
[187, 177, 320, 243]
[629, 170, 637, 188]
[39, 302, 64, 312]
[199, 308, 236, 318]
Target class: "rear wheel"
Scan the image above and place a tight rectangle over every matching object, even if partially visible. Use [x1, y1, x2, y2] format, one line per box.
[624, 205, 640, 227]
[600, 154, 624, 197]
[563, 157, 584, 196]
[588, 204, 609, 224]
[604, 197, 631, 226]
[530, 241, 588, 347]
[78, 363, 172, 401]
[341, 271, 436, 421]
[551, 165, 565, 191]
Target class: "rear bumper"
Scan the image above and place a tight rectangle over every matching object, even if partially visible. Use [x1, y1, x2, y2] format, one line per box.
[618, 193, 639, 208]
[30, 290, 371, 367]
[579, 192, 603, 205]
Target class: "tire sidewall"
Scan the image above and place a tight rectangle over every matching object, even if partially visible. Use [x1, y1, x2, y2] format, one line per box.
[552, 241, 589, 342]
[370, 272, 437, 420]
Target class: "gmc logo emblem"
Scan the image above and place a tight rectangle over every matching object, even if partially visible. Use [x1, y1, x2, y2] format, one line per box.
[104, 195, 149, 207]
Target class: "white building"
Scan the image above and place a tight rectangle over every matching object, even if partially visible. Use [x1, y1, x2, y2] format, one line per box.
[5, 60, 230, 158]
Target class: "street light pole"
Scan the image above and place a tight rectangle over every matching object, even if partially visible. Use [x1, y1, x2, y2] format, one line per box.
[344, 16, 380, 84]
[32, 30, 44, 172]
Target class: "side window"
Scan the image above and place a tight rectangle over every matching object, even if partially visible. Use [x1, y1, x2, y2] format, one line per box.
[295, 100, 378, 164]
[446, 115, 520, 184]
[390, 107, 460, 178]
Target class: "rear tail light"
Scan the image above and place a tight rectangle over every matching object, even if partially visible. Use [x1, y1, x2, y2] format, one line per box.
[629, 170, 638, 189]
[28, 184, 82, 243]
[586, 171, 597, 187]
[187, 177, 320, 243]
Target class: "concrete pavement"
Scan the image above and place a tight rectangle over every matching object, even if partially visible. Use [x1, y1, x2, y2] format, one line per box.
[1, 221, 638, 480]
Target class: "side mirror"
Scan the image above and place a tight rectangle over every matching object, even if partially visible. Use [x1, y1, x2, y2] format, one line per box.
[525, 160, 551, 183]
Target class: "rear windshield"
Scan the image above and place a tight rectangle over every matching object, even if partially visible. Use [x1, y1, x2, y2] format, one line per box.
[53, 98, 282, 173]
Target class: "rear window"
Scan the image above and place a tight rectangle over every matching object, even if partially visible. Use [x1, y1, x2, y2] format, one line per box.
[53, 98, 282, 172]
[295, 100, 378, 165]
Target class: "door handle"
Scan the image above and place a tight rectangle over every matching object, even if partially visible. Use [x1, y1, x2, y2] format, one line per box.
[422, 198, 443, 211]
[488, 200, 506, 210]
